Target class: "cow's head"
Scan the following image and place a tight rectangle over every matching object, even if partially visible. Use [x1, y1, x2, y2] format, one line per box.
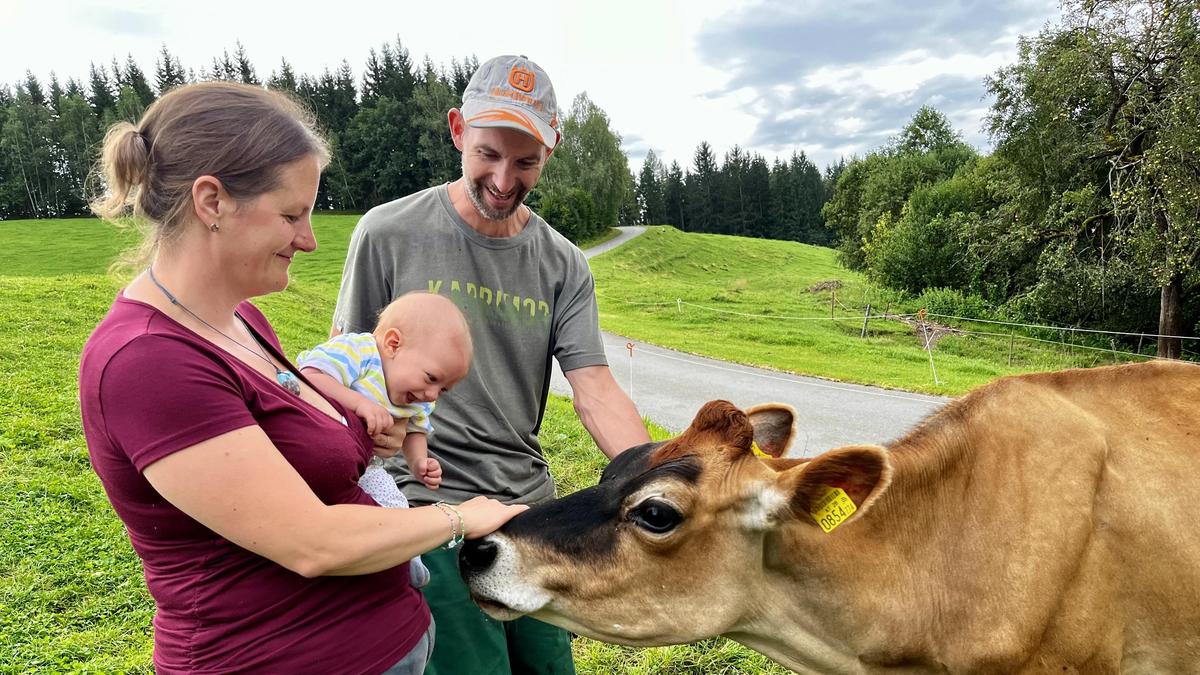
[460, 400, 893, 648]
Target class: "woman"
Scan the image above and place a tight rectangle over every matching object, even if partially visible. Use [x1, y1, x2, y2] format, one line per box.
[78, 81, 525, 674]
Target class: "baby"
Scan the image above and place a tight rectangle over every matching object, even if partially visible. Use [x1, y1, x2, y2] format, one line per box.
[297, 291, 473, 586]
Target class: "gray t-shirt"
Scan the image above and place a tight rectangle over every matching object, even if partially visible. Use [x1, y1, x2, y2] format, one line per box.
[333, 184, 607, 506]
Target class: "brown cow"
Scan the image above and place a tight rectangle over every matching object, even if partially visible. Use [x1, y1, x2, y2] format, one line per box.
[461, 361, 1200, 673]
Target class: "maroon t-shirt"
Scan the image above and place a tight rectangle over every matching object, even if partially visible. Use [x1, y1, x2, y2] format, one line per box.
[79, 294, 430, 674]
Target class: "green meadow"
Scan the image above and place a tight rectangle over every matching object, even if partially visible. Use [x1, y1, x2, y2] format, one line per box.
[0, 216, 787, 673]
[591, 226, 1135, 396]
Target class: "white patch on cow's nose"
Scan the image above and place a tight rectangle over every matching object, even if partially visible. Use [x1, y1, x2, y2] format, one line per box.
[466, 533, 552, 615]
[740, 484, 789, 531]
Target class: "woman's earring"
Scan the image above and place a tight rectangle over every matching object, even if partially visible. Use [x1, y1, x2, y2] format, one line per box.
[210, 222, 220, 232]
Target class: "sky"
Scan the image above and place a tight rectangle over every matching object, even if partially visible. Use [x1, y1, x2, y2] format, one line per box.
[1, 0, 1061, 173]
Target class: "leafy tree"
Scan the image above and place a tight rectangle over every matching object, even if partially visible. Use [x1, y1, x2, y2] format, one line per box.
[539, 92, 630, 238]
[823, 107, 976, 269]
[51, 92, 100, 214]
[1, 88, 57, 217]
[411, 58, 460, 185]
[987, 0, 1200, 356]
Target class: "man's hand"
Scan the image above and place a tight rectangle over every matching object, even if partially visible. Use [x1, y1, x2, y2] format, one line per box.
[354, 400, 395, 436]
[414, 457, 442, 490]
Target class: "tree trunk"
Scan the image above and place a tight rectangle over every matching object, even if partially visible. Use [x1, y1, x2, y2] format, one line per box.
[1157, 274, 1183, 359]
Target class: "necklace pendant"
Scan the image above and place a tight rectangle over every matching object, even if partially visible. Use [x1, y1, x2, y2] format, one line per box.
[277, 370, 301, 396]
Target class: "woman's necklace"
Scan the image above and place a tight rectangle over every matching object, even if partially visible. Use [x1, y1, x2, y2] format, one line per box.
[146, 267, 302, 396]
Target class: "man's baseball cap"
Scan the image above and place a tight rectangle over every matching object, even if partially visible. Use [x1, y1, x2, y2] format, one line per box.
[461, 55, 560, 150]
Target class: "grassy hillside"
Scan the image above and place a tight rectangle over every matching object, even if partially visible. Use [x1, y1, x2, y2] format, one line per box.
[590, 226, 1131, 395]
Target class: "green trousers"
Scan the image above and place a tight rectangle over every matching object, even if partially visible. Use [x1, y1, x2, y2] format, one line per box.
[421, 546, 576, 675]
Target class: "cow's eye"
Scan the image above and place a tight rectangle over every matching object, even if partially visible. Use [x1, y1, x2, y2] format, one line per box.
[630, 500, 683, 534]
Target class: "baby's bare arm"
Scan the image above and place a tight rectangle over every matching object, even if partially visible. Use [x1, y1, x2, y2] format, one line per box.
[302, 368, 393, 436]
[301, 368, 372, 410]
[401, 431, 428, 468]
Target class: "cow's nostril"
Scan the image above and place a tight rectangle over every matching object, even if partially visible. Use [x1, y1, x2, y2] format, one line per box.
[459, 538, 499, 574]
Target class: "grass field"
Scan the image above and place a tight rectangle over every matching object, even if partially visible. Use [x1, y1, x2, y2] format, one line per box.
[0, 217, 787, 673]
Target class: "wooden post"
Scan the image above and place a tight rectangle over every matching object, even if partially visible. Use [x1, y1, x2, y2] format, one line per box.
[1008, 330, 1015, 366]
[831, 289, 836, 320]
[920, 320, 941, 385]
[860, 304, 872, 338]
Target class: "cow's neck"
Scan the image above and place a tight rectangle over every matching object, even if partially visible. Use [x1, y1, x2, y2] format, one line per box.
[744, 423, 1001, 672]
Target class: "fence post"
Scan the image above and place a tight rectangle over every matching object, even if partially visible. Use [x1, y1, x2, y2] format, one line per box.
[1008, 330, 1015, 366]
[676, 298, 682, 314]
[860, 304, 872, 338]
[626, 342, 635, 403]
[831, 289, 836, 320]
[921, 320, 941, 386]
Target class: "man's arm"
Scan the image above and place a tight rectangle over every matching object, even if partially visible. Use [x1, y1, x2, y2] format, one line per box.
[563, 365, 650, 459]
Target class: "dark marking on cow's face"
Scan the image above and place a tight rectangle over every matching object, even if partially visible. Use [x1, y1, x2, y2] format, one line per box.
[500, 442, 702, 561]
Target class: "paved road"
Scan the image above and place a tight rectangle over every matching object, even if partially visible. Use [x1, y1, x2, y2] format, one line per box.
[549, 226, 951, 456]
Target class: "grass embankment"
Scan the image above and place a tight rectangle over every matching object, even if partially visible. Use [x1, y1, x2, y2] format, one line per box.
[590, 226, 1134, 396]
[0, 217, 783, 672]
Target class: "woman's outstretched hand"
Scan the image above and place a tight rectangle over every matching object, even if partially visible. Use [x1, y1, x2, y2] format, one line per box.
[456, 496, 529, 539]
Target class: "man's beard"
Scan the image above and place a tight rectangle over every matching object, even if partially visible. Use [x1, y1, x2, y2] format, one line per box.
[463, 168, 528, 221]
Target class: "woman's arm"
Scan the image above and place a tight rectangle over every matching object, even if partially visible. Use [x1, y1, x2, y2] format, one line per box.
[142, 425, 524, 577]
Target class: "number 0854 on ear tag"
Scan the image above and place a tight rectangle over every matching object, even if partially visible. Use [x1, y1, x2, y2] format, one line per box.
[810, 486, 856, 533]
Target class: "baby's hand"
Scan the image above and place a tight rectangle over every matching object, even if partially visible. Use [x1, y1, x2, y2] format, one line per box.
[416, 457, 442, 490]
[354, 400, 394, 436]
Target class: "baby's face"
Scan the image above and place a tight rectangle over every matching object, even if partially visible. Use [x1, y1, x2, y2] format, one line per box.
[381, 333, 470, 406]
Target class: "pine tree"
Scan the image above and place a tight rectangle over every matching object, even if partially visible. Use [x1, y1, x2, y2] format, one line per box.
[155, 45, 187, 94]
[233, 41, 259, 85]
[23, 71, 45, 107]
[637, 150, 666, 225]
[663, 161, 685, 229]
[267, 58, 298, 93]
[123, 54, 156, 106]
[209, 50, 237, 81]
[47, 72, 64, 115]
[87, 63, 116, 117]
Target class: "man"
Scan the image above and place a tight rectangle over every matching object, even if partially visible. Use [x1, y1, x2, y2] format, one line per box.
[332, 54, 650, 675]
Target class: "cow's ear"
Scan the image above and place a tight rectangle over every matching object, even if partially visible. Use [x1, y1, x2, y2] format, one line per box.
[657, 400, 754, 462]
[777, 445, 892, 531]
[746, 404, 796, 458]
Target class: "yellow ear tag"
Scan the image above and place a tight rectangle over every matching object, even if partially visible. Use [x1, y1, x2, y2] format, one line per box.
[810, 486, 856, 533]
[751, 441, 772, 459]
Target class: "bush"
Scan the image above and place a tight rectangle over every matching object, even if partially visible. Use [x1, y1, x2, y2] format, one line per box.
[531, 186, 597, 243]
[915, 287, 994, 320]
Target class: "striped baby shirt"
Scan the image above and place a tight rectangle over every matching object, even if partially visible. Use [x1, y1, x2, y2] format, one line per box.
[296, 332, 434, 434]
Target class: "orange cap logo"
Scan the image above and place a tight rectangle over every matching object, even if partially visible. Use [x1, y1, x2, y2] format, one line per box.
[509, 66, 536, 93]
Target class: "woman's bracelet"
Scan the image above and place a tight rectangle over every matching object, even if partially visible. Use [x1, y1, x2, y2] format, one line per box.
[433, 502, 465, 549]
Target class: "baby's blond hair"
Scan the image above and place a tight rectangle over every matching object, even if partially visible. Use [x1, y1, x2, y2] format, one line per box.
[374, 292, 473, 363]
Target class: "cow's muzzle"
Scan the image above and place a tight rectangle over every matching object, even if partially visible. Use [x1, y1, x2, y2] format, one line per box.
[458, 533, 551, 620]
